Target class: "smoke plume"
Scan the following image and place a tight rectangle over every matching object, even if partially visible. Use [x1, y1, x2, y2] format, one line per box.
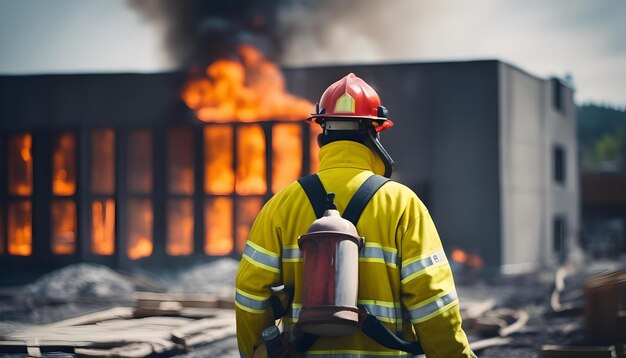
[128, 0, 289, 74]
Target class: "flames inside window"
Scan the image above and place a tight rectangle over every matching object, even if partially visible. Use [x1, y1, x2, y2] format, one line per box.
[51, 133, 77, 255]
[126, 130, 154, 260]
[91, 129, 115, 194]
[204, 197, 233, 255]
[7, 134, 33, 256]
[51, 200, 76, 255]
[167, 198, 194, 256]
[204, 125, 234, 194]
[90, 129, 116, 256]
[52, 133, 77, 196]
[91, 199, 115, 256]
[127, 130, 153, 193]
[8, 134, 33, 196]
[167, 128, 195, 195]
[8, 201, 32, 256]
[127, 199, 153, 260]
[236, 125, 266, 195]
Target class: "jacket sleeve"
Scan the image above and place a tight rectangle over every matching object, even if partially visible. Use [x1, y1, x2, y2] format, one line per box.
[235, 201, 283, 358]
[399, 203, 474, 358]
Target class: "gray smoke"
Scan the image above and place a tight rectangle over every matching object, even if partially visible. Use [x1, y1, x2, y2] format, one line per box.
[277, 0, 435, 65]
[128, 0, 289, 73]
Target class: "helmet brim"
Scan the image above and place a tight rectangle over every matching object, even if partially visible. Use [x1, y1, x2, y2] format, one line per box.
[306, 114, 394, 132]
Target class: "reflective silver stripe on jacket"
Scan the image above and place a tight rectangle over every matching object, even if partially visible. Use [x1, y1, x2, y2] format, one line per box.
[408, 290, 458, 323]
[400, 250, 447, 284]
[242, 242, 280, 272]
[282, 246, 302, 262]
[235, 290, 270, 313]
[359, 244, 398, 267]
[358, 300, 403, 334]
[358, 301, 401, 322]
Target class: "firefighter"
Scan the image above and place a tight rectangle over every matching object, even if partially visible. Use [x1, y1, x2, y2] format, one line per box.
[236, 73, 475, 357]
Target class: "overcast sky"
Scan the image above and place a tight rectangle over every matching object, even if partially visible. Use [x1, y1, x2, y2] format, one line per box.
[0, 0, 625, 106]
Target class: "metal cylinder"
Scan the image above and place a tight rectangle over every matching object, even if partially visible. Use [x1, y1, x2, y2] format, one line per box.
[297, 209, 363, 336]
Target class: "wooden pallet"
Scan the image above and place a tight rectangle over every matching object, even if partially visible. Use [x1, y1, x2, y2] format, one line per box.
[0, 292, 235, 357]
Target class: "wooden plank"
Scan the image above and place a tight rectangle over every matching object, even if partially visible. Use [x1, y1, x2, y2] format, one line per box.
[171, 316, 234, 344]
[0, 304, 236, 357]
[184, 325, 236, 348]
[43, 307, 134, 329]
[134, 291, 234, 310]
[469, 337, 511, 352]
[75, 341, 182, 358]
[133, 306, 232, 319]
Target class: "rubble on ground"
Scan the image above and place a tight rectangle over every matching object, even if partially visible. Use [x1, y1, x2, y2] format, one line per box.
[167, 258, 238, 296]
[22, 263, 135, 302]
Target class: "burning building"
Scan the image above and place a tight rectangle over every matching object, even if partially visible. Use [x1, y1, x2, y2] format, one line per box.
[0, 56, 578, 275]
[0, 46, 320, 274]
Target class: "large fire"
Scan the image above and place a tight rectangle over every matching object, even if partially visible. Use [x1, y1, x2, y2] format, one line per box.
[182, 44, 321, 255]
[182, 45, 312, 122]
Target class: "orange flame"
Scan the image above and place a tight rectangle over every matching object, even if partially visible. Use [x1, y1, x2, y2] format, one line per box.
[182, 45, 312, 122]
[451, 249, 468, 264]
[53, 133, 77, 196]
[91, 129, 115, 194]
[167, 199, 194, 256]
[8, 201, 32, 256]
[467, 254, 484, 269]
[236, 125, 267, 195]
[451, 248, 484, 269]
[51, 200, 76, 255]
[127, 199, 153, 260]
[205, 197, 234, 255]
[91, 199, 115, 255]
[204, 126, 235, 194]
[8, 134, 33, 196]
[167, 128, 195, 195]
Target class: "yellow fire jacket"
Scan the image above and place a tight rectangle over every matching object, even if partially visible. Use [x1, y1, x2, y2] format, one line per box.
[236, 140, 473, 357]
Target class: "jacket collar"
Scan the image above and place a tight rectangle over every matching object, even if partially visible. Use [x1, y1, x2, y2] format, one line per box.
[317, 140, 386, 176]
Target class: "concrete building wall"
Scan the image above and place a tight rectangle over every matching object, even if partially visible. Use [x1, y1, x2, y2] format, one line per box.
[544, 80, 579, 262]
[498, 64, 548, 274]
[498, 64, 578, 274]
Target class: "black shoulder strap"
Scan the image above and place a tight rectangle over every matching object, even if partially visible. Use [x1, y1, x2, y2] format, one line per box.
[342, 175, 389, 226]
[297, 174, 327, 219]
[298, 174, 390, 224]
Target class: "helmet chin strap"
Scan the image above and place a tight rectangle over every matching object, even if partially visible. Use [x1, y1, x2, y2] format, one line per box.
[368, 129, 394, 178]
[318, 120, 394, 178]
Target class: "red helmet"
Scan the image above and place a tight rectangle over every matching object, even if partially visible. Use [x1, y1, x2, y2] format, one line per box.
[307, 73, 393, 132]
